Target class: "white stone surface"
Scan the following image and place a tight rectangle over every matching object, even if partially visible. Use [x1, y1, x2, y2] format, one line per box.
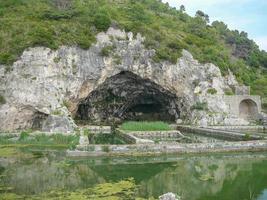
[0, 27, 248, 132]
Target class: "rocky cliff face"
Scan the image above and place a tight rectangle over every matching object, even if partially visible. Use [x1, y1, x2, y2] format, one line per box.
[0, 27, 246, 133]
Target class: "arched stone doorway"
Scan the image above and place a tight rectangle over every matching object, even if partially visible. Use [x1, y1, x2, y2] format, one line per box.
[76, 71, 181, 123]
[239, 99, 258, 120]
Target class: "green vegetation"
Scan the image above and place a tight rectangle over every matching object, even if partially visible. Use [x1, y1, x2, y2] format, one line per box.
[100, 45, 115, 57]
[120, 121, 171, 131]
[53, 56, 61, 63]
[52, 109, 63, 115]
[224, 88, 234, 95]
[0, 178, 147, 200]
[191, 102, 208, 111]
[243, 133, 251, 141]
[263, 101, 267, 113]
[0, 0, 267, 98]
[207, 88, 217, 95]
[101, 145, 110, 152]
[0, 133, 79, 151]
[0, 94, 6, 104]
[94, 134, 126, 144]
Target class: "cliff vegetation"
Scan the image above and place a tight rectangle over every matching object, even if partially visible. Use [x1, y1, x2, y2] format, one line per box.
[1, 0, 267, 98]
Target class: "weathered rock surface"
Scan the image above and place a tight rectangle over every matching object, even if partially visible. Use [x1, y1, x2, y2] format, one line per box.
[0, 27, 248, 132]
[159, 192, 180, 200]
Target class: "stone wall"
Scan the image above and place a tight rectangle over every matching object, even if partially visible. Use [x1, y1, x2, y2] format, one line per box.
[69, 140, 267, 157]
[224, 95, 261, 120]
[177, 125, 266, 141]
[116, 130, 183, 144]
[235, 86, 250, 95]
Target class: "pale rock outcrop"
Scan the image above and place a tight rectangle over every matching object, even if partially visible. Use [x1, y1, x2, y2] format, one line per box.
[159, 192, 180, 200]
[0, 27, 244, 132]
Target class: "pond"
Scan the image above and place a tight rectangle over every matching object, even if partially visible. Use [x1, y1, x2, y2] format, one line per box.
[1, 149, 267, 199]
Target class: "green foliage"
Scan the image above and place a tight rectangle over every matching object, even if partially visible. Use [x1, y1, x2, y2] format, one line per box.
[191, 102, 208, 111]
[224, 88, 234, 95]
[113, 54, 122, 65]
[41, 9, 78, 20]
[101, 145, 110, 152]
[19, 130, 31, 141]
[243, 133, 251, 141]
[93, 11, 111, 31]
[0, 95, 6, 105]
[207, 88, 217, 95]
[0, 178, 139, 199]
[120, 121, 171, 131]
[52, 109, 62, 115]
[100, 45, 115, 57]
[93, 134, 126, 144]
[62, 100, 71, 109]
[0, 0, 267, 98]
[0, 133, 79, 150]
[53, 56, 61, 63]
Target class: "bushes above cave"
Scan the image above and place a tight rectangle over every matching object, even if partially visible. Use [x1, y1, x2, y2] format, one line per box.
[0, 0, 267, 98]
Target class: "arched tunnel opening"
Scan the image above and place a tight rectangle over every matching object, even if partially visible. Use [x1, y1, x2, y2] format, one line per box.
[239, 99, 259, 120]
[76, 71, 181, 124]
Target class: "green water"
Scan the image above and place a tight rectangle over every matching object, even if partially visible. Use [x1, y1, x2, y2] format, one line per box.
[1, 151, 267, 199]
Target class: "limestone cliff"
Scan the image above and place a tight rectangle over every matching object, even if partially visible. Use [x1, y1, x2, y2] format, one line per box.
[0, 28, 248, 132]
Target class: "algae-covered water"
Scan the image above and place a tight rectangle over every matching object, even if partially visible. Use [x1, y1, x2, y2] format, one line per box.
[1, 149, 267, 200]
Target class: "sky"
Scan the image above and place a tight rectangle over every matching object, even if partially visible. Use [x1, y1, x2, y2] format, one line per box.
[163, 0, 267, 51]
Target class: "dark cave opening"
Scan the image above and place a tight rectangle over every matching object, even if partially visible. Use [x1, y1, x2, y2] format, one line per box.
[76, 71, 180, 124]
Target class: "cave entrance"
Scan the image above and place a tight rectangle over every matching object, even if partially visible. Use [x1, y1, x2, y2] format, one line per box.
[76, 71, 181, 124]
[239, 99, 258, 120]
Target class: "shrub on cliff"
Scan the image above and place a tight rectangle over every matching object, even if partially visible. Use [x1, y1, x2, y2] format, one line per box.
[0, 0, 267, 98]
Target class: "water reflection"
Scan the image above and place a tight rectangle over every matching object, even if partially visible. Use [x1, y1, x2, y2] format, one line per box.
[1, 153, 267, 199]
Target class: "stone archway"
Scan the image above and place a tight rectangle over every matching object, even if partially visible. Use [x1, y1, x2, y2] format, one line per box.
[239, 99, 258, 120]
[75, 71, 181, 123]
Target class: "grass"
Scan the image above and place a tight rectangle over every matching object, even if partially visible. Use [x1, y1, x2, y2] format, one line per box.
[0, 133, 80, 151]
[120, 121, 172, 131]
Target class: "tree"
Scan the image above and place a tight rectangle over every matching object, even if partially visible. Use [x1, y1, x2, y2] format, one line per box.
[180, 5, 185, 12]
[195, 10, 209, 23]
[212, 21, 228, 35]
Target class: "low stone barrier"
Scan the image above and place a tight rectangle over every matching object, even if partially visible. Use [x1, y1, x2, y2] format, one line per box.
[116, 129, 183, 144]
[207, 125, 265, 130]
[68, 140, 267, 157]
[129, 130, 183, 139]
[81, 126, 111, 134]
[177, 126, 266, 141]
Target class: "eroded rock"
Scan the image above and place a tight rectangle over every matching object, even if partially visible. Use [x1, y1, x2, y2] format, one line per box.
[0, 27, 248, 132]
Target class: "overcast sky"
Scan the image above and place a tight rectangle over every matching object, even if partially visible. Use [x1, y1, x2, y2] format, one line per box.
[163, 0, 267, 51]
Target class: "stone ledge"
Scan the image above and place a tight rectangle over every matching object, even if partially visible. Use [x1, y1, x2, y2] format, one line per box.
[116, 129, 183, 144]
[81, 126, 111, 134]
[68, 140, 267, 157]
[177, 126, 266, 141]
[207, 125, 265, 130]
